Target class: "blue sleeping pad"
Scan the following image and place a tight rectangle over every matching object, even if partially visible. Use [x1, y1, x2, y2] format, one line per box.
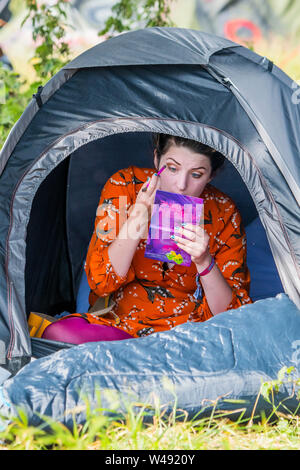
[245, 217, 284, 301]
[1, 293, 300, 430]
[76, 267, 90, 313]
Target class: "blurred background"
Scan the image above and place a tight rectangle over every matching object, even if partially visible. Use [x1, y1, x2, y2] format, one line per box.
[0, 0, 300, 145]
[1, 0, 300, 80]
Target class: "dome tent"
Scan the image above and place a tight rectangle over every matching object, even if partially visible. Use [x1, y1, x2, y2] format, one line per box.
[0, 27, 299, 376]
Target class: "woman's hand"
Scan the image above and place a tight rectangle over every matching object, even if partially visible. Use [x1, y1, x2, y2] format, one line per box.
[172, 223, 212, 271]
[128, 173, 160, 239]
[136, 173, 160, 209]
[172, 223, 234, 315]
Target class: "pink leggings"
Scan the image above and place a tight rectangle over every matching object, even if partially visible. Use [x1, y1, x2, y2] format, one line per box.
[42, 316, 133, 344]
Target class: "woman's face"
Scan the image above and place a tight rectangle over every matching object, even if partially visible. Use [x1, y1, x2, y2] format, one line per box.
[154, 144, 214, 197]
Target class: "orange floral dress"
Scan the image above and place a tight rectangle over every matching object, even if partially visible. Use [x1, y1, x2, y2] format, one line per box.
[81, 165, 252, 337]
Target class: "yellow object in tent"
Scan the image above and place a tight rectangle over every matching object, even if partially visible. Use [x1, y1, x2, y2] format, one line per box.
[28, 312, 56, 338]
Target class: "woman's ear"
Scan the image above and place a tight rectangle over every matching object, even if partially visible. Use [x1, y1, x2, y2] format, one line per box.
[208, 169, 217, 182]
[153, 149, 159, 170]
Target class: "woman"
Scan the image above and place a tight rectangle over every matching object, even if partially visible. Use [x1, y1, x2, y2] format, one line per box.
[43, 134, 252, 343]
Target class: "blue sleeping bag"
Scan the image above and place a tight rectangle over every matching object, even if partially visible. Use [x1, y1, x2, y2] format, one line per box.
[1, 293, 300, 430]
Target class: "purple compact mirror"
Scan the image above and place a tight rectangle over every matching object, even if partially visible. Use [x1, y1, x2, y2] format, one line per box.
[145, 190, 204, 266]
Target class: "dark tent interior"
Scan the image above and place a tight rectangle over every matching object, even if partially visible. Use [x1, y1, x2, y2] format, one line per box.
[25, 131, 282, 320]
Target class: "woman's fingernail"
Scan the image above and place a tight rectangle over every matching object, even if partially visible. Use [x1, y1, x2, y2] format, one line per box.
[170, 234, 175, 240]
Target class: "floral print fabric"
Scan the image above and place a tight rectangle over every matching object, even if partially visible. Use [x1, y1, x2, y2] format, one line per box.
[82, 165, 252, 337]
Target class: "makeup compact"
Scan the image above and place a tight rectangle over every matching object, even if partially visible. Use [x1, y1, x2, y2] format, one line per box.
[144, 189, 204, 266]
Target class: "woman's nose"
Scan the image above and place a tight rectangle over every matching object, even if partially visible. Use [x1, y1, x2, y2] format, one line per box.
[176, 172, 188, 192]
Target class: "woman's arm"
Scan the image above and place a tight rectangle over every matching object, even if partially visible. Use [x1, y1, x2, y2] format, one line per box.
[86, 170, 160, 301]
[107, 204, 148, 278]
[173, 224, 232, 315]
[193, 252, 233, 315]
[173, 215, 251, 316]
[108, 172, 160, 277]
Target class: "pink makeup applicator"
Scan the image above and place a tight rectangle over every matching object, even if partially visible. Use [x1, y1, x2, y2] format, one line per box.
[142, 165, 166, 191]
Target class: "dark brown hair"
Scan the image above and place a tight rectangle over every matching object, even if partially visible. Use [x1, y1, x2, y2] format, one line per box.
[153, 134, 225, 175]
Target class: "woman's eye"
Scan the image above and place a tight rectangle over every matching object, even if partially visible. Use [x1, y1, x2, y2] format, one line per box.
[192, 173, 202, 179]
[168, 166, 177, 172]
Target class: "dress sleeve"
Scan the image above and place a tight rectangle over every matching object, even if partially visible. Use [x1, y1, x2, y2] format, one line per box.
[214, 204, 252, 311]
[85, 169, 136, 303]
[198, 202, 252, 320]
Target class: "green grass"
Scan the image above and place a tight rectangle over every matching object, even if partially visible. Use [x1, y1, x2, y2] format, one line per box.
[1, 404, 300, 450]
[1, 368, 300, 450]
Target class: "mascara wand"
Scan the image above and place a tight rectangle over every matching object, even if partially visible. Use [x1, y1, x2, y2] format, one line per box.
[142, 165, 166, 192]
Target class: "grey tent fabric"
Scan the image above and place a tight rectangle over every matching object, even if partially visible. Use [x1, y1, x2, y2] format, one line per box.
[64, 27, 239, 69]
[0, 27, 299, 373]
